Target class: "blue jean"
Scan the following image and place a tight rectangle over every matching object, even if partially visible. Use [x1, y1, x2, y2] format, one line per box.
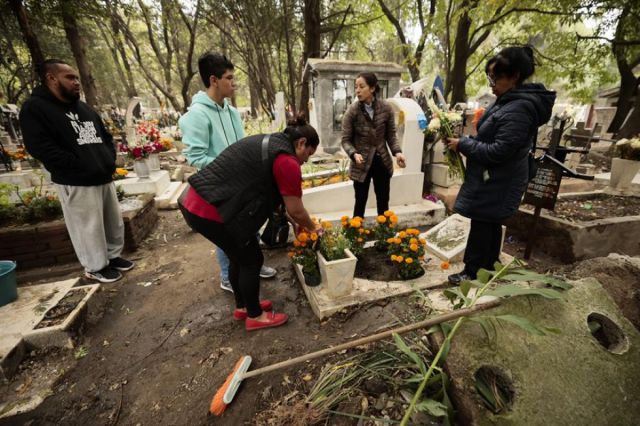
[216, 245, 230, 282]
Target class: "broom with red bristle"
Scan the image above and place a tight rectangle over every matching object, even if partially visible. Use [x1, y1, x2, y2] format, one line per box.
[209, 299, 500, 415]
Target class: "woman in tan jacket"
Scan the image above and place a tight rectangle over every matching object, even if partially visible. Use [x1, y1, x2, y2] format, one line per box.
[341, 72, 406, 218]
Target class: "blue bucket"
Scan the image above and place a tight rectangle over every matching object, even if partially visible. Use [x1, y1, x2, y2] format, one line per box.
[0, 261, 18, 307]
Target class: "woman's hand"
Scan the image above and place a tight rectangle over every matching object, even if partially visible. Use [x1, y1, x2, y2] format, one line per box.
[395, 153, 406, 168]
[446, 138, 460, 152]
[353, 153, 364, 165]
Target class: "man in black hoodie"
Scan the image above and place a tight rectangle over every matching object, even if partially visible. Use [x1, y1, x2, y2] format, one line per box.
[19, 59, 134, 283]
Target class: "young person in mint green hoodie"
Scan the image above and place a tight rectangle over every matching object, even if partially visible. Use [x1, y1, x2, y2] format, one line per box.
[179, 53, 277, 292]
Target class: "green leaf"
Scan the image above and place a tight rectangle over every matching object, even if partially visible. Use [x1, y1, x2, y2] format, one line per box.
[476, 269, 492, 284]
[393, 333, 426, 374]
[469, 317, 497, 344]
[444, 287, 471, 306]
[500, 270, 573, 290]
[460, 280, 471, 296]
[495, 314, 560, 336]
[475, 374, 498, 411]
[485, 284, 567, 300]
[440, 339, 451, 361]
[415, 398, 448, 417]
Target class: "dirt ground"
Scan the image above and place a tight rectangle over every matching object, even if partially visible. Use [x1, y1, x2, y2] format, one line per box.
[547, 194, 640, 222]
[3, 211, 639, 426]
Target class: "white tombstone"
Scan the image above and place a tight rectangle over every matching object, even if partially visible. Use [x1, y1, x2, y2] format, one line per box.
[271, 92, 286, 132]
[125, 97, 142, 145]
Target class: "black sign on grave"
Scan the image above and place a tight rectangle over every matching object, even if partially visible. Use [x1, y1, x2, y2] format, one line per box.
[523, 156, 563, 210]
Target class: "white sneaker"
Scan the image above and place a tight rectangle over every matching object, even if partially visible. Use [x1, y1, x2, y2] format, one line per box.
[220, 279, 233, 293]
[259, 265, 277, 278]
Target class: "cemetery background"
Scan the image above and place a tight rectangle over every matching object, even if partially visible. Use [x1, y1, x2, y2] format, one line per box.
[1, 0, 640, 425]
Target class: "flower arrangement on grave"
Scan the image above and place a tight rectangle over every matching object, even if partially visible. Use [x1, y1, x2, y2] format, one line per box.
[0, 175, 62, 226]
[289, 230, 320, 278]
[113, 168, 129, 180]
[319, 226, 351, 261]
[373, 210, 398, 251]
[136, 122, 161, 143]
[424, 99, 465, 180]
[118, 143, 152, 161]
[614, 137, 640, 161]
[340, 215, 369, 256]
[387, 228, 427, 280]
[7, 146, 31, 162]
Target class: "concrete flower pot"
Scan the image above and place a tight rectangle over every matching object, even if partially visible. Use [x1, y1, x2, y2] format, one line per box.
[146, 153, 161, 171]
[317, 248, 357, 298]
[133, 159, 150, 179]
[610, 158, 640, 191]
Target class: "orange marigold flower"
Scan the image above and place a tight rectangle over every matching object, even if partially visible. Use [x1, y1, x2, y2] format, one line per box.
[384, 210, 393, 217]
[310, 233, 318, 241]
[405, 257, 413, 264]
[440, 261, 450, 270]
[409, 238, 418, 245]
[349, 219, 361, 228]
[341, 215, 349, 222]
[293, 240, 300, 247]
[377, 215, 386, 223]
[298, 232, 308, 242]
[287, 251, 295, 258]
[358, 228, 365, 234]
[365, 230, 371, 234]
[357, 237, 363, 242]
[300, 241, 306, 247]
[395, 238, 402, 244]
[396, 255, 404, 263]
[390, 215, 398, 224]
[410, 243, 419, 251]
[387, 238, 395, 244]
[390, 255, 397, 261]
[419, 238, 427, 245]
[322, 221, 332, 229]
[398, 231, 406, 239]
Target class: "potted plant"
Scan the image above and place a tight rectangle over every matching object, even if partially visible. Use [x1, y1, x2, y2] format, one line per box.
[373, 210, 398, 251]
[340, 215, 369, 256]
[318, 227, 357, 297]
[289, 230, 321, 286]
[610, 137, 640, 191]
[386, 228, 427, 280]
[119, 143, 151, 179]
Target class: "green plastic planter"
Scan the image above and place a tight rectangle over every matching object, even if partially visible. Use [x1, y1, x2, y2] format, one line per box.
[0, 261, 18, 307]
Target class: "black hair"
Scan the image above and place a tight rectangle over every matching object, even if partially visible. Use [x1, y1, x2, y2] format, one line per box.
[36, 59, 71, 85]
[356, 72, 380, 95]
[198, 52, 234, 88]
[284, 114, 319, 148]
[485, 46, 535, 84]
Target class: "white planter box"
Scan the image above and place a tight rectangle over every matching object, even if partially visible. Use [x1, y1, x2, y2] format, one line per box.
[610, 158, 640, 192]
[317, 248, 357, 298]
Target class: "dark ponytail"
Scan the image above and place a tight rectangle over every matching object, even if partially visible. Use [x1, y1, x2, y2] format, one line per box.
[485, 45, 536, 84]
[284, 114, 319, 148]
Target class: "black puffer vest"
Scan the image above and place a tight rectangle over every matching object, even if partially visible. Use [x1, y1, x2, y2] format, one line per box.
[188, 133, 297, 245]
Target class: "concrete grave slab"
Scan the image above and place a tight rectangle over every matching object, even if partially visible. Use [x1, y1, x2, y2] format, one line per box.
[315, 199, 445, 229]
[425, 214, 505, 262]
[431, 277, 640, 426]
[0, 170, 40, 189]
[0, 279, 76, 380]
[117, 170, 170, 196]
[155, 181, 187, 209]
[595, 171, 640, 195]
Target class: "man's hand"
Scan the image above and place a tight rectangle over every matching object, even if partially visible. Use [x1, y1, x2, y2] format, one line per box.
[395, 153, 406, 168]
[354, 153, 364, 165]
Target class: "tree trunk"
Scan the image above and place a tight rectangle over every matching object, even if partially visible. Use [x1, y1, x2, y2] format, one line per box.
[60, 1, 99, 107]
[8, 0, 44, 68]
[614, 78, 639, 138]
[449, 9, 472, 104]
[608, 6, 637, 134]
[283, 0, 297, 114]
[299, 0, 321, 118]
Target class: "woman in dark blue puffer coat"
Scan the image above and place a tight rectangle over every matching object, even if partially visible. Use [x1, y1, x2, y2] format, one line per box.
[446, 46, 556, 284]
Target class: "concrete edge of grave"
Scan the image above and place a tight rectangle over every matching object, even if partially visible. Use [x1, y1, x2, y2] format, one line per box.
[293, 254, 515, 320]
[23, 284, 100, 348]
[424, 276, 640, 426]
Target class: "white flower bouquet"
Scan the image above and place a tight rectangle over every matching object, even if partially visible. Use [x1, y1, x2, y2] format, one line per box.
[425, 99, 466, 179]
[615, 137, 640, 161]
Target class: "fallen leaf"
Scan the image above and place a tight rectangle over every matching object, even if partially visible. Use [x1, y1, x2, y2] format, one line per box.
[219, 347, 233, 354]
[302, 374, 313, 381]
[179, 328, 190, 337]
[103, 340, 110, 347]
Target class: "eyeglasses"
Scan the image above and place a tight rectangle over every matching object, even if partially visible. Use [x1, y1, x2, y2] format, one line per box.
[486, 73, 497, 87]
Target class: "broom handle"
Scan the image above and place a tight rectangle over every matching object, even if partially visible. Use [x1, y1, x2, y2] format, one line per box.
[242, 299, 500, 380]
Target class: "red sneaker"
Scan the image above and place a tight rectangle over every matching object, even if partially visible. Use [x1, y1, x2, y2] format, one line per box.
[245, 311, 289, 331]
[233, 300, 273, 320]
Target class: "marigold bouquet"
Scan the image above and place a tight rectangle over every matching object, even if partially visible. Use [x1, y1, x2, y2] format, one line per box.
[289, 230, 320, 275]
[113, 168, 129, 180]
[340, 215, 368, 256]
[319, 226, 351, 261]
[615, 137, 640, 161]
[373, 210, 398, 250]
[425, 99, 465, 180]
[387, 228, 427, 280]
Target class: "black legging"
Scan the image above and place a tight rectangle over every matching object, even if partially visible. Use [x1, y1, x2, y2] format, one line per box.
[353, 154, 391, 218]
[463, 219, 502, 278]
[179, 204, 264, 317]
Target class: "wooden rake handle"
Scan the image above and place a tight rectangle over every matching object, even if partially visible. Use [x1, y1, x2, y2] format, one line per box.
[243, 299, 501, 380]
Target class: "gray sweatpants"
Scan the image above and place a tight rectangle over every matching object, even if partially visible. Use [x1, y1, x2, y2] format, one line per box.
[55, 182, 125, 273]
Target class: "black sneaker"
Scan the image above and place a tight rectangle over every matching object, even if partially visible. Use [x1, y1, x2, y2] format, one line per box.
[448, 272, 472, 285]
[85, 267, 122, 283]
[109, 257, 135, 271]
